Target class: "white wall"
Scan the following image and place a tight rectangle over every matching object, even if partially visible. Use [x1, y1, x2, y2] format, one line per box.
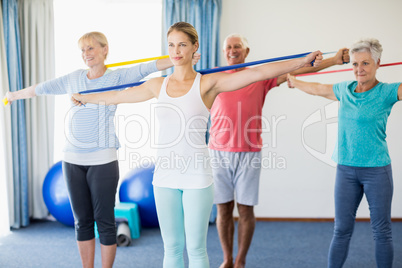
[220, 0, 402, 218]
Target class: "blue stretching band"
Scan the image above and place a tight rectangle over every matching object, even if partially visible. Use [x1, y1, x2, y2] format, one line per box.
[80, 51, 333, 95]
[197, 52, 311, 74]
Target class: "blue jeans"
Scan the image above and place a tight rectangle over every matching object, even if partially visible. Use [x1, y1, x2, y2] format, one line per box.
[154, 185, 214, 268]
[328, 164, 394, 268]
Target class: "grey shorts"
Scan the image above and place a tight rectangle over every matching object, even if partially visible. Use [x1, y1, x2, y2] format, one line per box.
[209, 150, 261, 206]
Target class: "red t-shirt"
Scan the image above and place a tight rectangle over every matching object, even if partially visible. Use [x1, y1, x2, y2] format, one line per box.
[209, 70, 278, 152]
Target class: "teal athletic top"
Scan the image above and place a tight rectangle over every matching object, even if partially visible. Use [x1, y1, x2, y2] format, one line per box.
[332, 81, 400, 167]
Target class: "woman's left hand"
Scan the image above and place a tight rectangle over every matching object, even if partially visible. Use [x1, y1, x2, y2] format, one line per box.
[71, 94, 86, 106]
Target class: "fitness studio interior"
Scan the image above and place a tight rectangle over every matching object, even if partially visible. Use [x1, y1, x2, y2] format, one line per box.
[1, 0, 401, 267]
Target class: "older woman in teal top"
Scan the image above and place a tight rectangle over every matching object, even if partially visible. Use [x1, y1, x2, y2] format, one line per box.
[287, 38, 402, 268]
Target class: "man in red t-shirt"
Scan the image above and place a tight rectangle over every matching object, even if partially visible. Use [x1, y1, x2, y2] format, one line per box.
[209, 34, 349, 268]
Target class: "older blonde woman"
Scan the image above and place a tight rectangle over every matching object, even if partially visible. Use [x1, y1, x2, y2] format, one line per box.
[288, 38, 401, 268]
[4, 31, 178, 268]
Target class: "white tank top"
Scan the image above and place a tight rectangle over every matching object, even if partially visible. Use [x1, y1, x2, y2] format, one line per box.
[152, 73, 213, 189]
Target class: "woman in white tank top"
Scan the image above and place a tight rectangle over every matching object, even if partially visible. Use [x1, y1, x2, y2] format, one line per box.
[73, 22, 322, 268]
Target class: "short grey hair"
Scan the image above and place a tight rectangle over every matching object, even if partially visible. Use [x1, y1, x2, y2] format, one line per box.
[222, 33, 249, 50]
[350, 38, 383, 62]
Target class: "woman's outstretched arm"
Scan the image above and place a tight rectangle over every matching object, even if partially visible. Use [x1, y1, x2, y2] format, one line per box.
[3, 85, 37, 105]
[287, 74, 337, 101]
[71, 77, 163, 106]
[201, 51, 323, 107]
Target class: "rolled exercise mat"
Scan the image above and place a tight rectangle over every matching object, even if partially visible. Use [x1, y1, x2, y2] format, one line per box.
[116, 222, 132, 247]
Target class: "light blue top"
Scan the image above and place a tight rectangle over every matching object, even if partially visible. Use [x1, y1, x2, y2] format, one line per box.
[332, 81, 400, 167]
[36, 61, 158, 154]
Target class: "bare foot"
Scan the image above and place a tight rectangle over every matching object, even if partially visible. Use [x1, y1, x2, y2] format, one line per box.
[234, 260, 245, 268]
[219, 260, 234, 268]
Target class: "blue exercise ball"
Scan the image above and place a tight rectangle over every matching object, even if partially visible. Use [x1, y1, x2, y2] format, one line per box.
[119, 164, 158, 228]
[42, 161, 75, 227]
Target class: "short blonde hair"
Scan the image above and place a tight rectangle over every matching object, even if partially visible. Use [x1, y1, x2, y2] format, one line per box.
[350, 38, 383, 62]
[78, 32, 109, 58]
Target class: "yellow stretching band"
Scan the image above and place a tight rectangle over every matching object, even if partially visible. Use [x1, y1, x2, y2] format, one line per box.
[105, 55, 169, 68]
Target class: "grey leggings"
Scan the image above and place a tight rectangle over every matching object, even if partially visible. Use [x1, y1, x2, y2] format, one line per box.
[63, 161, 119, 245]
